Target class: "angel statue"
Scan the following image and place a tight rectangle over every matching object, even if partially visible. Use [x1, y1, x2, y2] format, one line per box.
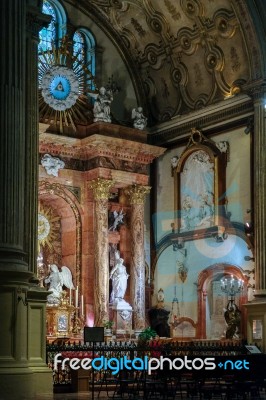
[131, 107, 147, 130]
[109, 209, 125, 231]
[45, 264, 75, 305]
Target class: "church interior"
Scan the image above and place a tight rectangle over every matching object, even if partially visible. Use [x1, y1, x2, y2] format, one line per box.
[1, 0, 266, 398]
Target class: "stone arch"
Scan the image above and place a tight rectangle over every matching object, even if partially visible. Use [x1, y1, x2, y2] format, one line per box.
[39, 180, 83, 289]
[197, 263, 249, 339]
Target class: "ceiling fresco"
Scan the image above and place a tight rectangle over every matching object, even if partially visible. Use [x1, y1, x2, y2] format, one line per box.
[73, 0, 262, 124]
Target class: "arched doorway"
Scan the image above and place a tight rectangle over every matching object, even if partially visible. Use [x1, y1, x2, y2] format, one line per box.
[197, 264, 248, 339]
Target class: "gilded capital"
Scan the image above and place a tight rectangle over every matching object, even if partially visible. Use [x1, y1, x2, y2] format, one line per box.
[89, 178, 113, 200]
[125, 184, 151, 204]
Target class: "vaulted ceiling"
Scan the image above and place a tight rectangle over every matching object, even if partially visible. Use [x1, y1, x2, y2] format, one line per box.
[68, 0, 265, 125]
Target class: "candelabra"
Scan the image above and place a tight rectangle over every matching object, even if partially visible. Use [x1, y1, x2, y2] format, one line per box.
[220, 275, 244, 305]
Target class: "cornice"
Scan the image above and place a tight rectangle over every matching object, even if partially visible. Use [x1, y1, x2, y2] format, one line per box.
[39, 127, 166, 165]
[148, 94, 254, 146]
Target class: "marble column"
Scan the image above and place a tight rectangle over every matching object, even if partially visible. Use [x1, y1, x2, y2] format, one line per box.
[125, 185, 151, 331]
[89, 178, 113, 326]
[0, 1, 52, 397]
[253, 86, 266, 296]
[25, 5, 50, 275]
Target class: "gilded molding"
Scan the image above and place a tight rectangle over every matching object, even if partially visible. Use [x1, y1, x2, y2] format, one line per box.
[130, 203, 146, 330]
[89, 178, 113, 200]
[125, 185, 151, 205]
[93, 197, 110, 325]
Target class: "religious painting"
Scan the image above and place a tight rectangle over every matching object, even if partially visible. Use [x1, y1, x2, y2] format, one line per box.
[57, 313, 68, 332]
[173, 129, 227, 233]
[180, 149, 214, 231]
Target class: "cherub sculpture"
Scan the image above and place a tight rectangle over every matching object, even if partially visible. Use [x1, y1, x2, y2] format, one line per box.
[41, 154, 65, 177]
[109, 209, 125, 231]
[45, 264, 75, 305]
[93, 86, 113, 123]
[131, 107, 147, 130]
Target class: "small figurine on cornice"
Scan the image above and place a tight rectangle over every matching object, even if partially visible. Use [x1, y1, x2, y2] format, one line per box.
[131, 106, 147, 130]
[216, 141, 229, 153]
[41, 153, 65, 177]
[93, 86, 113, 123]
[171, 156, 179, 169]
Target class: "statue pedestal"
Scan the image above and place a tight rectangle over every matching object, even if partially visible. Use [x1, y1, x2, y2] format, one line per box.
[112, 300, 132, 334]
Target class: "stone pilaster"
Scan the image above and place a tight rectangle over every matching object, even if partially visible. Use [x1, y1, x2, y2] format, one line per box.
[89, 178, 113, 326]
[125, 184, 151, 331]
[252, 83, 266, 296]
[244, 82, 266, 351]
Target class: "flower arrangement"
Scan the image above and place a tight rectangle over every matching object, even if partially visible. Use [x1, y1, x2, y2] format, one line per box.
[103, 320, 114, 329]
[138, 327, 157, 342]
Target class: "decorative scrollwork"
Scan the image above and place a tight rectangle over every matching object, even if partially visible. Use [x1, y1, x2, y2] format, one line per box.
[147, 50, 158, 66]
[171, 68, 182, 85]
[206, 53, 218, 69]
[149, 17, 163, 33]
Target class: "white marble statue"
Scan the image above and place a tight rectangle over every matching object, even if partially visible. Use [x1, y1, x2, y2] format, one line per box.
[45, 264, 75, 305]
[109, 209, 125, 231]
[41, 154, 65, 177]
[131, 107, 147, 130]
[110, 256, 129, 304]
[93, 86, 113, 123]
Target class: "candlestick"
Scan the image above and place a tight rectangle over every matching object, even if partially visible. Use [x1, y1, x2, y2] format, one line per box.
[75, 286, 79, 308]
[69, 289, 72, 305]
[81, 295, 84, 316]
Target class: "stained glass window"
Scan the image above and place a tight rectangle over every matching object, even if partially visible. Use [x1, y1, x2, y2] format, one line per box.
[73, 29, 96, 92]
[39, 0, 56, 52]
[73, 31, 85, 66]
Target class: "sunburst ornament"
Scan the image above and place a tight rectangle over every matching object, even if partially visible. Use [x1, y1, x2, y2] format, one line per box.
[38, 214, 50, 242]
[38, 36, 98, 134]
[38, 205, 61, 251]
